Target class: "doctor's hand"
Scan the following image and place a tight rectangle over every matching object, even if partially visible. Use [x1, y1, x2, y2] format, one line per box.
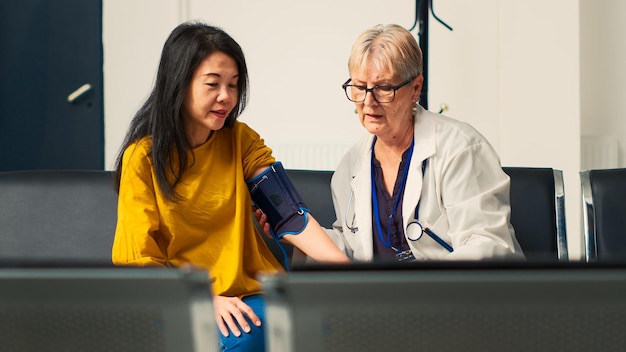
[253, 207, 275, 240]
[212, 295, 261, 338]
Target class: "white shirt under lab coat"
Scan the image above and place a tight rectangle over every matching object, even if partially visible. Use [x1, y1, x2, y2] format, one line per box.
[326, 106, 524, 261]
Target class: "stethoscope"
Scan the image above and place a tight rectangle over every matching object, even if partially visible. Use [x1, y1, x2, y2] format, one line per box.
[345, 189, 358, 233]
[401, 160, 454, 253]
[344, 140, 454, 253]
[406, 205, 454, 253]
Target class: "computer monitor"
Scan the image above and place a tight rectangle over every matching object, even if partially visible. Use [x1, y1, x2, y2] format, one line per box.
[261, 261, 626, 352]
[0, 264, 217, 352]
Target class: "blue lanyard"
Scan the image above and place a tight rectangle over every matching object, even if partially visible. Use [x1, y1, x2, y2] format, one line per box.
[371, 144, 454, 254]
[371, 137, 414, 252]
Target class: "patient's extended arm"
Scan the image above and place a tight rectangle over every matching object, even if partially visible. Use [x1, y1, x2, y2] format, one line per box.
[254, 208, 348, 263]
[247, 162, 350, 264]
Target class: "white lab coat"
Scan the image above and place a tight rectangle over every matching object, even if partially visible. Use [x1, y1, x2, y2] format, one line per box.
[326, 106, 524, 261]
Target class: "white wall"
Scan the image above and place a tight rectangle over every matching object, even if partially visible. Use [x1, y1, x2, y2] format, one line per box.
[581, 0, 626, 167]
[104, 0, 416, 170]
[102, 0, 183, 169]
[104, 0, 590, 259]
[428, 0, 500, 149]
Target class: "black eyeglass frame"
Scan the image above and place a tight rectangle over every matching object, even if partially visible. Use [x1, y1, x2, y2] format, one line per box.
[341, 77, 415, 103]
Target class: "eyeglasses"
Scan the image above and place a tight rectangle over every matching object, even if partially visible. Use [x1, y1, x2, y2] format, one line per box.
[341, 77, 414, 103]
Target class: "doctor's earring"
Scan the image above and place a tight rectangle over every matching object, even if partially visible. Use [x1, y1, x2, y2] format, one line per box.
[354, 109, 358, 114]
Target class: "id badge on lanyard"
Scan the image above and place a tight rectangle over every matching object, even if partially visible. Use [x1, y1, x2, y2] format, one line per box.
[396, 249, 416, 262]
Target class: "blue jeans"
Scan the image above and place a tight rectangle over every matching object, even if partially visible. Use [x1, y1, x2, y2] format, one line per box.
[218, 294, 266, 352]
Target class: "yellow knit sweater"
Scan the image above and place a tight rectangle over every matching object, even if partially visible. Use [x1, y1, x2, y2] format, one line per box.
[112, 121, 283, 297]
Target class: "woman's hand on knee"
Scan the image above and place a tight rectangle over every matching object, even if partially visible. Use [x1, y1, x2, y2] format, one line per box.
[213, 295, 262, 337]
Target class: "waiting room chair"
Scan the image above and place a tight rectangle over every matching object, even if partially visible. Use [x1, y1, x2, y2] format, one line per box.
[580, 168, 626, 262]
[283, 168, 570, 262]
[0, 170, 117, 263]
[286, 169, 336, 229]
[502, 167, 568, 261]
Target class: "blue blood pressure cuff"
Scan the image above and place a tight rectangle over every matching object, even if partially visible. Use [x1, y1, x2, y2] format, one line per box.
[246, 162, 310, 239]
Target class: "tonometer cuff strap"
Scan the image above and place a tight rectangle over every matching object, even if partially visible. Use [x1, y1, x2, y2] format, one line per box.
[247, 161, 310, 239]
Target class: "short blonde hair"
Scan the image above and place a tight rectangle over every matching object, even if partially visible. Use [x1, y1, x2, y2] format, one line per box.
[348, 24, 423, 81]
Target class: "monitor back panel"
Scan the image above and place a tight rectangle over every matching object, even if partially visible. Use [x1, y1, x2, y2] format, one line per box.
[262, 266, 626, 352]
[0, 267, 217, 352]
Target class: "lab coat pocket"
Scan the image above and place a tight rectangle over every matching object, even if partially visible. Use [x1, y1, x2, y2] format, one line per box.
[407, 213, 453, 260]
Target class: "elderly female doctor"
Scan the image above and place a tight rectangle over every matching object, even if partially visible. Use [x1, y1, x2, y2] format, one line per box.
[327, 24, 524, 262]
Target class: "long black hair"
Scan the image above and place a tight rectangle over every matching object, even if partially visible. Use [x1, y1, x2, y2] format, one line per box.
[113, 22, 249, 200]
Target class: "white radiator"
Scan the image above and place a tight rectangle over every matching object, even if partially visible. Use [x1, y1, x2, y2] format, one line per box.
[272, 144, 352, 171]
[581, 135, 619, 170]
